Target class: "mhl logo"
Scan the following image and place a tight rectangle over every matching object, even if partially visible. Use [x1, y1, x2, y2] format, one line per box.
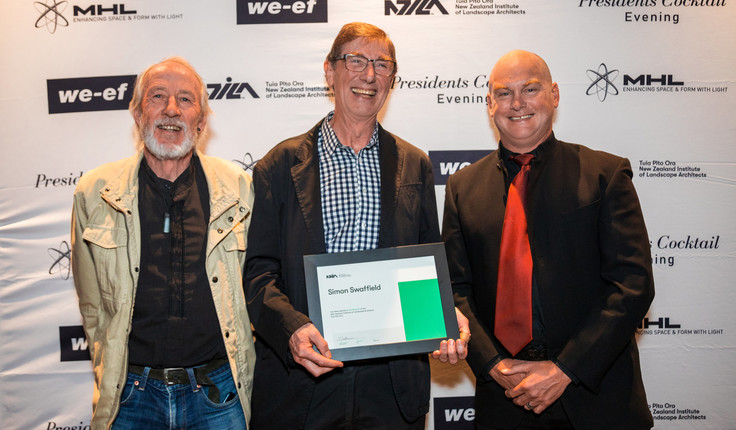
[59, 325, 91, 362]
[236, 0, 327, 24]
[428, 150, 491, 185]
[47, 75, 136, 114]
[639, 316, 681, 329]
[623, 74, 684, 86]
[207, 78, 260, 100]
[434, 396, 474, 430]
[73, 4, 137, 16]
[385, 0, 448, 15]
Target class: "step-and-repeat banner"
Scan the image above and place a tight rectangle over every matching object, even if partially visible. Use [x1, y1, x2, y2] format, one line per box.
[1, 1, 734, 429]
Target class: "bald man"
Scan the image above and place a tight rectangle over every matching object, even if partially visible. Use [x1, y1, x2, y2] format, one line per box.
[442, 50, 654, 429]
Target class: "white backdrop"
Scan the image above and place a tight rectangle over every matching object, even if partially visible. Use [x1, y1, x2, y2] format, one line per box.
[1, 1, 735, 429]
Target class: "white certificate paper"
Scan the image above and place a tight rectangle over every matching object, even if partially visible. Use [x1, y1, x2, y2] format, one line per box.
[304, 243, 458, 361]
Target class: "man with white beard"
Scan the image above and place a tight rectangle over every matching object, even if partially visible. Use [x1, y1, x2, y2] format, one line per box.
[71, 58, 255, 430]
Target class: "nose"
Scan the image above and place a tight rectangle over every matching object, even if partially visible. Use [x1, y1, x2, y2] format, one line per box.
[511, 94, 525, 111]
[164, 96, 181, 117]
[361, 61, 376, 83]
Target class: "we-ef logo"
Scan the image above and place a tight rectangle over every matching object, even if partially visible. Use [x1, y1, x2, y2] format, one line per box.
[59, 325, 91, 362]
[433, 396, 474, 430]
[385, 0, 448, 15]
[428, 150, 491, 185]
[236, 0, 327, 24]
[207, 78, 260, 100]
[47, 75, 136, 114]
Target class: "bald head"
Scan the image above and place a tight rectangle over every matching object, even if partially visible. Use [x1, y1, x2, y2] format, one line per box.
[489, 50, 553, 92]
[487, 50, 559, 153]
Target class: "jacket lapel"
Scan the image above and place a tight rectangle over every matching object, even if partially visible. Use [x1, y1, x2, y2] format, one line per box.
[377, 125, 399, 248]
[291, 124, 327, 254]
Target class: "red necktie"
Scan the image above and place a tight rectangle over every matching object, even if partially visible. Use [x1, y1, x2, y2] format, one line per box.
[494, 154, 534, 357]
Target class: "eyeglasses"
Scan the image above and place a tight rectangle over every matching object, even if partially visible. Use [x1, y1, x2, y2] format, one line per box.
[337, 54, 396, 76]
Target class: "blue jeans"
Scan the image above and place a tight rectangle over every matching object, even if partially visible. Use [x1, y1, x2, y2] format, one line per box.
[112, 361, 246, 430]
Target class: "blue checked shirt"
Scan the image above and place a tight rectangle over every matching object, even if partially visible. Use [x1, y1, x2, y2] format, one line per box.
[319, 112, 381, 253]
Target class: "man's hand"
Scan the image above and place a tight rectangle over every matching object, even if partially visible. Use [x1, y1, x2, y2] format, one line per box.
[489, 358, 527, 390]
[289, 323, 343, 377]
[503, 360, 572, 414]
[431, 307, 471, 364]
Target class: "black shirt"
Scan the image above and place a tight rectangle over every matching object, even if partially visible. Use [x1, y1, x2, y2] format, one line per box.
[128, 155, 227, 368]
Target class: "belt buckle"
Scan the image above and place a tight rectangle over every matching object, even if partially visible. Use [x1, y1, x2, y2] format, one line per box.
[163, 367, 184, 385]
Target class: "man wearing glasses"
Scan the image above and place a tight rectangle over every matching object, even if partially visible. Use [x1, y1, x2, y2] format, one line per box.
[244, 22, 469, 429]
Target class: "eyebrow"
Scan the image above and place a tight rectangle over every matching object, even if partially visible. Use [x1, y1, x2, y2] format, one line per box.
[492, 79, 542, 90]
[346, 52, 393, 61]
[146, 86, 197, 97]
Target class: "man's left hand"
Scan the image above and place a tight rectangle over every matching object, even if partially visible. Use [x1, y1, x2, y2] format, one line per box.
[502, 360, 571, 414]
[431, 307, 470, 364]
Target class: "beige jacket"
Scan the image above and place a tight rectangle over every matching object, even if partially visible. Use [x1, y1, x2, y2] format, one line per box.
[71, 151, 255, 429]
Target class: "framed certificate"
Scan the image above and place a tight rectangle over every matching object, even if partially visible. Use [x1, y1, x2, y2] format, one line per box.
[303, 242, 458, 361]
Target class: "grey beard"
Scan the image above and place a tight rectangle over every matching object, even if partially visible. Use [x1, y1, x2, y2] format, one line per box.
[142, 120, 196, 160]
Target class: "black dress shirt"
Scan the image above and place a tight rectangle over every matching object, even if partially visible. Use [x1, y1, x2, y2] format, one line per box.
[128, 155, 227, 368]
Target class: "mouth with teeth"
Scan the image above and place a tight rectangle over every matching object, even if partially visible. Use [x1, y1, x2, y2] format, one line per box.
[352, 88, 377, 96]
[509, 114, 533, 121]
[157, 123, 183, 132]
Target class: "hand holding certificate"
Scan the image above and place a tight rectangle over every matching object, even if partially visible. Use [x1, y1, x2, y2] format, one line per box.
[304, 243, 464, 362]
[288, 323, 343, 377]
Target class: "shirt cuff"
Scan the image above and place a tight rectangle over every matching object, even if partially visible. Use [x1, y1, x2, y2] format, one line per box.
[480, 354, 506, 382]
[553, 358, 580, 385]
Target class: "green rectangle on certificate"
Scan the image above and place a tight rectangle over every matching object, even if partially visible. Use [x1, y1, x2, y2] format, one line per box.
[398, 278, 447, 341]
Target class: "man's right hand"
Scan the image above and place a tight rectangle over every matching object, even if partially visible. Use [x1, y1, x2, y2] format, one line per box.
[289, 323, 344, 377]
[489, 358, 527, 390]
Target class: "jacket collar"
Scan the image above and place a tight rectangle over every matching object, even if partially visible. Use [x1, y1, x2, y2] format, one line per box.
[100, 150, 240, 222]
[291, 119, 402, 252]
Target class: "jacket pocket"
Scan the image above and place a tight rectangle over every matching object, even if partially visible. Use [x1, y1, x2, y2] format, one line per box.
[82, 225, 129, 313]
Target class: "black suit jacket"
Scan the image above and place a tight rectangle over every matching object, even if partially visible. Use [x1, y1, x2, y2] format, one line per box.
[442, 135, 654, 430]
[245, 120, 440, 428]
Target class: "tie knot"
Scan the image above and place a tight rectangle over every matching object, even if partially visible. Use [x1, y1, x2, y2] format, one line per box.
[511, 154, 534, 167]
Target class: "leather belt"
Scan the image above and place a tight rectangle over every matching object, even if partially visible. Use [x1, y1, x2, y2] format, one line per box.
[128, 358, 229, 402]
[515, 345, 547, 361]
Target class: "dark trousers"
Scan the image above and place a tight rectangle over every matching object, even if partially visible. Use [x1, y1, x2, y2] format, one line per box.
[303, 362, 425, 430]
[476, 400, 573, 430]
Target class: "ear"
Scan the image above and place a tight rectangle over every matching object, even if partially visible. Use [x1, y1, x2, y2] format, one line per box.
[133, 108, 142, 128]
[197, 114, 207, 133]
[486, 92, 495, 117]
[551, 82, 560, 108]
[324, 60, 335, 88]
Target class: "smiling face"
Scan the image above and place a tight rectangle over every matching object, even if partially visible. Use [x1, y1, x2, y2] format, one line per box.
[134, 61, 206, 160]
[488, 50, 559, 153]
[324, 37, 395, 125]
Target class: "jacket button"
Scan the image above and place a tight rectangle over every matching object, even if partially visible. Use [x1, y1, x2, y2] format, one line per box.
[212, 277, 218, 283]
[239, 207, 245, 212]
[134, 267, 139, 272]
[225, 331, 230, 338]
[228, 217, 234, 222]
[237, 382, 241, 389]
[127, 210, 132, 215]
[217, 228, 223, 234]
